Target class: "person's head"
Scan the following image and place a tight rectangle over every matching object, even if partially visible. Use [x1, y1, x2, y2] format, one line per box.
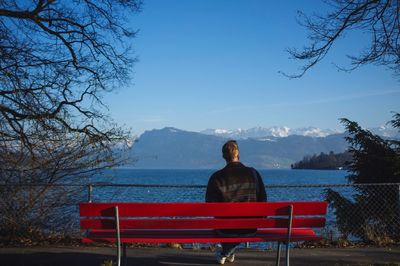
[222, 140, 240, 163]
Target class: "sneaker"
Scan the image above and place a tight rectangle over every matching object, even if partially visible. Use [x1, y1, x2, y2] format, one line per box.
[216, 253, 226, 264]
[226, 254, 235, 263]
[216, 247, 226, 265]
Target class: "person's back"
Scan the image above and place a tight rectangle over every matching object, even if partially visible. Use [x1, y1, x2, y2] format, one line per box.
[205, 140, 266, 264]
[206, 161, 265, 203]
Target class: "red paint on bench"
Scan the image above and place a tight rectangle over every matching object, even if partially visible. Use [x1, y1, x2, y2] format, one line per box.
[82, 228, 319, 243]
[80, 202, 328, 217]
[80, 202, 327, 244]
[79, 202, 327, 265]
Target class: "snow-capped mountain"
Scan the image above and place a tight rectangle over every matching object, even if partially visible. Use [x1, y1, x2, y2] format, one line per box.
[131, 127, 348, 169]
[130, 125, 398, 169]
[290, 127, 340, 138]
[370, 125, 400, 138]
[201, 126, 340, 139]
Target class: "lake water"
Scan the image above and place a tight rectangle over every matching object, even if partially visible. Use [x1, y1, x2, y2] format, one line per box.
[88, 168, 350, 203]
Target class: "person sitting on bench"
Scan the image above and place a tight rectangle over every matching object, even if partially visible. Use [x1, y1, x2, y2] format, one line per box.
[206, 140, 267, 265]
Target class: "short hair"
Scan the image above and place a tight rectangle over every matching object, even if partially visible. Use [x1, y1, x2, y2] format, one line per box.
[222, 140, 239, 162]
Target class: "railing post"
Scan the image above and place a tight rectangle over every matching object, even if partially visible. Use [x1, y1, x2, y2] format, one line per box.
[88, 184, 93, 203]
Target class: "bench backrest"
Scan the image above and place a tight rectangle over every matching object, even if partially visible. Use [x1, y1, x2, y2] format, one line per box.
[80, 202, 327, 231]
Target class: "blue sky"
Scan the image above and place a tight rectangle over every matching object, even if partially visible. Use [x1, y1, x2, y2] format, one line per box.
[103, 0, 400, 136]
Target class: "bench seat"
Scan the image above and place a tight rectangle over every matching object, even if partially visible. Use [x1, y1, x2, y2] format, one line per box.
[79, 202, 327, 266]
[83, 228, 320, 243]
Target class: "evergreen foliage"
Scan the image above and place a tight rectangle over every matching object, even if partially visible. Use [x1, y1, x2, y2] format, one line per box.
[291, 151, 352, 170]
[325, 113, 400, 241]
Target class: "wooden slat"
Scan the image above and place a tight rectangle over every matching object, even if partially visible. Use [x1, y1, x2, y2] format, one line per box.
[79, 202, 328, 217]
[82, 228, 321, 244]
[80, 217, 326, 230]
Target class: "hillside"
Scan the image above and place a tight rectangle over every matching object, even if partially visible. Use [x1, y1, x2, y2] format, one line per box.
[291, 151, 353, 170]
[129, 127, 348, 169]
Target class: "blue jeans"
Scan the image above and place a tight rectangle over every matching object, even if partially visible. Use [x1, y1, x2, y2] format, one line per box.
[216, 229, 257, 256]
[221, 242, 239, 257]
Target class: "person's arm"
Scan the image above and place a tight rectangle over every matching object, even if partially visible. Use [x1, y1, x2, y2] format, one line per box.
[205, 175, 221, 202]
[255, 170, 267, 202]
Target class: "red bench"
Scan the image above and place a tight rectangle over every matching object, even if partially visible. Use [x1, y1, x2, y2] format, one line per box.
[80, 202, 327, 266]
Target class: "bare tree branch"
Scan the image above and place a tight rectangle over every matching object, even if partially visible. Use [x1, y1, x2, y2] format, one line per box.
[285, 0, 400, 78]
[0, 0, 140, 239]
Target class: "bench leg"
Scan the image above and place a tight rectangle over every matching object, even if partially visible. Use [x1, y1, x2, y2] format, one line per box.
[286, 242, 290, 266]
[285, 242, 290, 266]
[115, 241, 126, 266]
[117, 242, 121, 266]
[275, 242, 281, 266]
[115, 206, 121, 266]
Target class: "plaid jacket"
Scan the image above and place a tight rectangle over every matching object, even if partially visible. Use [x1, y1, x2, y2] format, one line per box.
[205, 162, 267, 203]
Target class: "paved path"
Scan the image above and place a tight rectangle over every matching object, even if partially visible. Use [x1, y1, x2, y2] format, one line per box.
[0, 246, 399, 265]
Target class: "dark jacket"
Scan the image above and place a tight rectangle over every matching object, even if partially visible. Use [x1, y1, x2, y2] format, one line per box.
[205, 162, 267, 235]
[205, 162, 267, 203]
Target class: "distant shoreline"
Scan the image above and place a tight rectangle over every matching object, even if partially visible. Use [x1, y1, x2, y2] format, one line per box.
[113, 167, 346, 171]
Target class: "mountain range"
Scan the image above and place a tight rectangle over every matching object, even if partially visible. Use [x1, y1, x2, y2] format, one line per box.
[201, 125, 399, 139]
[128, 125, 398, 169]
[201, 126, 339, 138]
[129, 127, 351, 169]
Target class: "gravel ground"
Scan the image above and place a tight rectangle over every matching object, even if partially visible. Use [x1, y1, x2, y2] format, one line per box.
[0, 245, 399, 266]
